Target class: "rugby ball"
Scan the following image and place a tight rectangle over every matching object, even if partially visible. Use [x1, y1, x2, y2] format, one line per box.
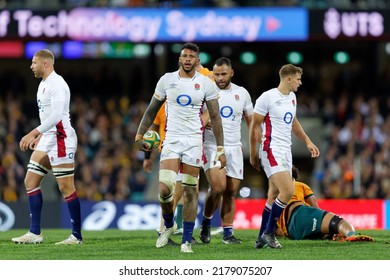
[143, 130, 160, 149]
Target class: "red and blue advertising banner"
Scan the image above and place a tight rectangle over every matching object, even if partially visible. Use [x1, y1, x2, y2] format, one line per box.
[235, 199, 384, 230]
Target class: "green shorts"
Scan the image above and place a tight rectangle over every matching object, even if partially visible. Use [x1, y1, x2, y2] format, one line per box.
[287, 205, 327, 240]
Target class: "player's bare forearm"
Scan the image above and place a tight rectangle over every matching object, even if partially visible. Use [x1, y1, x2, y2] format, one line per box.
[306, 196, 320, 209]
[201, 110, 210, 127]
[249, 113, 264, 153]
[136, 97, 164, 136]
[249, 113, 264, 170]
[206, 99, 224, 146]
[292, 118, 320, 157]
[292, 118, 310, 144]
[244, 113, 252, 128]
[249, 125, 257, 155]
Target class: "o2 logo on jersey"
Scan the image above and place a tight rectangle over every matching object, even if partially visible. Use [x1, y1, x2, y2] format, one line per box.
[176, 94, 192, 106]
[284, 112, 293, 124]
[220, 106, 233, 119]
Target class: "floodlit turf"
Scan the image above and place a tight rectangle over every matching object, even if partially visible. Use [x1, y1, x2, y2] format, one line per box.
[1, 229, 389, 260]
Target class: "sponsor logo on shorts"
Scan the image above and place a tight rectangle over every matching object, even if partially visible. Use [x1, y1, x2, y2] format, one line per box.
[312, 218, 317, 232]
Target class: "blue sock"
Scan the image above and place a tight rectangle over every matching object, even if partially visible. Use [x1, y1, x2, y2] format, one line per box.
[162, 213, 174, 228]
[182, 221, 195, 244]
[265, 198, 286, 234]
[65, 191, 82, 240]
[28, 188, 43, 235]
[223, 226, 233, 238]
[258, 203, 271, 239]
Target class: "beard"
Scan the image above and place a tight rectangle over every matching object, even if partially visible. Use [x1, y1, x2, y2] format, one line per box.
[33, 71, 42, 78]
[216, 78, 232, 90]
[179, 62, 195, 74]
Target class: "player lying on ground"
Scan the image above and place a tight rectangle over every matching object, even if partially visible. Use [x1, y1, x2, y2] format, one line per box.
[256, 165, 374, 248]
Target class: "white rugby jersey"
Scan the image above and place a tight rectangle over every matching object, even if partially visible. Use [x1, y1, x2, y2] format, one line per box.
[254, 88, 297, 151]
[36, 71, 73, 135]
[154, 70, 218, 139]
[204, 83, 253, 146]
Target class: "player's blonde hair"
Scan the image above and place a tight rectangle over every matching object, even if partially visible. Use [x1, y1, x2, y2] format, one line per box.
[34, 49, 55, 65]
[279, 64, 302, 78]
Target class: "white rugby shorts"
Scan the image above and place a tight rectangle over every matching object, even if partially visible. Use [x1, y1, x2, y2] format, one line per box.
[260, 147, 292, 178]
[203, 142, 244, 180]
[160, 136, 203, 168]
[35, 129, 77, 166]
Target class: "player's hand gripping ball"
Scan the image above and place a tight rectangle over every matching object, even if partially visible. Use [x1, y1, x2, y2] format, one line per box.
[143, 130, 161, 149]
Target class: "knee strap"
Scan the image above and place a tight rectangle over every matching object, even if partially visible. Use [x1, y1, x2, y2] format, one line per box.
[158, 193, 173, 203]
[329, 214, 343, 235]
[158, 169, 177, 203]
[159, 169, 177, 192]
[181, 173, 198, 188]
[53, 167, 74, 178]
[27, 160, 49, 176]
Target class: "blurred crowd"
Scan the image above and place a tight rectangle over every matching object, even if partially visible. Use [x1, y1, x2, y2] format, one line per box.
[294, 60, 390, 199]
[0, 90, 150, 202]
[315, 93, 390, 199]
[1, 61, 390, 203]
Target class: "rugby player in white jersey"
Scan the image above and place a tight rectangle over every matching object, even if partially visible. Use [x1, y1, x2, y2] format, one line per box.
[249, 64, 320, 249]
[12, 49, 82, 245]
[135, 43, 226, 253]
[199, 57, 253, 245]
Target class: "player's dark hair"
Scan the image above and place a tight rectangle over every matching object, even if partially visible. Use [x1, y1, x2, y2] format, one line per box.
[215, 57, 232, 67]
[292, 165, 299, 180]
[181, 43, 199, 54]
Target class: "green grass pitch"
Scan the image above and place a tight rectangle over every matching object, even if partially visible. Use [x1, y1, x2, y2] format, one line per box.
[1, 229, 389, 260]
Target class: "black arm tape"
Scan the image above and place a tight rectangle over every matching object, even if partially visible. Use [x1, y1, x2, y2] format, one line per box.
[144, 151, 152, 159]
